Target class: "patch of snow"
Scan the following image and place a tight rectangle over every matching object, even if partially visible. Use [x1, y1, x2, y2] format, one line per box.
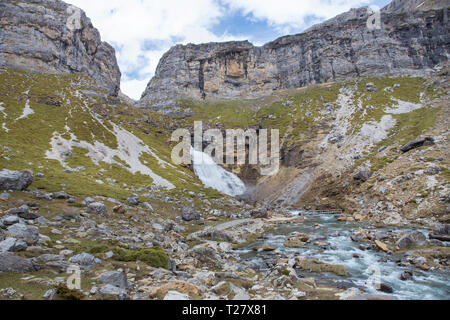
[16, 99, 34, 120]
[0, 102, 6, 118]
[359, 115, 396, 144]
[385, 99, 422, 114]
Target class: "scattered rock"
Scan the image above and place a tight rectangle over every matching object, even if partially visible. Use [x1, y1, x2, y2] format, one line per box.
[113, 205, 127, 215]
[43, 289, 56, 300]
[52, 191, 70, 199]
[141, 202, 153, 211]
[8, 205, 39, 220]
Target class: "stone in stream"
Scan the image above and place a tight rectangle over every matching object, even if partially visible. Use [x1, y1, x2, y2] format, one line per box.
[377, 283, 394, 294]
[400, 270, 413, 281]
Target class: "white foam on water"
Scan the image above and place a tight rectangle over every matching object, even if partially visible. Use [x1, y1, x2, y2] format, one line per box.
[191, 147, 246, 197]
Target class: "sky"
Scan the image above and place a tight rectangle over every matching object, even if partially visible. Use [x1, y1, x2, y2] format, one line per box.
[67, 0, 391, 100]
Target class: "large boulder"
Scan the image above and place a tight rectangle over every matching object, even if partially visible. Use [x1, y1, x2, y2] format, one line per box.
[396, 231, 427, 249]
[0, 170, 33, 191]
[0, 252, 38, 272]
[401, 136, 435, 153]
[6, 223, 39, 245]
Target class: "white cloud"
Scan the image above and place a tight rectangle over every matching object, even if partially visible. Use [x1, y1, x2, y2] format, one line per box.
[222, 0, 372, 32]
[67, 0, 237, 99]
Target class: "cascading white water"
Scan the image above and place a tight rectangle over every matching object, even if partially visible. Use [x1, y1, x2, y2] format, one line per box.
[191, 147, 246, 197]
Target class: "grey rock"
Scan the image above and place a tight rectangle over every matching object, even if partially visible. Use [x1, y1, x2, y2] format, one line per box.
[98, 271, 129, 289]
[87, 202, 107, 215]
[1, 215, 20, 226]
[181, 206, 200, 221]
[0, 169, 33, 191]
[82, 197, 95, 206]
[6, 223, 39, 244]
[400, 270, 413, 281]
[401, 136, 435, 153]
[396, 231, 427, 249]
[0, 0, 121, 96]
[52, 191, 70, 199]
[99, 284, 128, 300]
[0, 252, 38, 272]
[127, 194, 139, 205]
[68, 252, 101, 267]
[429, 224, 450, 242]
[8, 205, 39, 220]
[0, 237, 27, 253]
[140, 5, 449, 107]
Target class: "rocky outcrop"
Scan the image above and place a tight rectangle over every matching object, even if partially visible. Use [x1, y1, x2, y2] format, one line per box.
[141, 1, 449, 107]
[0, 0, 121, 96]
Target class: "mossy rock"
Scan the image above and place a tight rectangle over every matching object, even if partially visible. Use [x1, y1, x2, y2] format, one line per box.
[112, 247, 169, 269]
[55, 284, 85, 300]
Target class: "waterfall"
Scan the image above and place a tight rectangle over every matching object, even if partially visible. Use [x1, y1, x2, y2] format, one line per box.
[191, 147, 246, 197]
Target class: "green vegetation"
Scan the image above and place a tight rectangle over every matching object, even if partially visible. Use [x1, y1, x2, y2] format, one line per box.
[112, 247, 169, 269]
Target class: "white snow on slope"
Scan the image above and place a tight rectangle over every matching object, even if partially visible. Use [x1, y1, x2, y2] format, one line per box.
[46, 121, 175, 190]
[0, 102, 8, 132]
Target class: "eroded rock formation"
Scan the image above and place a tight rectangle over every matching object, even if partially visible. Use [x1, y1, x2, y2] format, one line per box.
[0, 0, 121, 96]
[141, 2, 449, 107]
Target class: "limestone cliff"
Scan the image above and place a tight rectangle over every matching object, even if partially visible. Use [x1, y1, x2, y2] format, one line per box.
[141, 1, 449, 107]
[0, 0, 121, 96]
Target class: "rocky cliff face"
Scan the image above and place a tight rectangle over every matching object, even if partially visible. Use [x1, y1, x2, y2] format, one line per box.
[0, 0, 121, 96]
[141, 2, 449, 107]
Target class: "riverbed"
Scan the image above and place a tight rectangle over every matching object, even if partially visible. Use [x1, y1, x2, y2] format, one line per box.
[236, 213, 450, 300]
